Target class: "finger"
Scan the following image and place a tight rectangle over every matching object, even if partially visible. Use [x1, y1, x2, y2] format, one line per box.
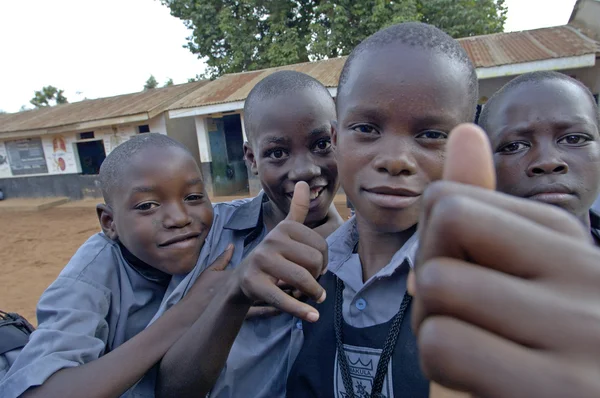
[245, 306, 281, 319]
[242, 273, 320, 322]
[418, 316, 579, 398]
[420, 182, 588, 243]
[412, 256, 597, 350]
[279, 221, 328, 274]
[443, 123, 496, 190]
[206, 243, 234, 271]
[262, 256, 326, 304]
[286, 181, 310, 223]
[418, 193, 590, 279]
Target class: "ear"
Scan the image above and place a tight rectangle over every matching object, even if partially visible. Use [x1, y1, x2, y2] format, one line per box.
[97, 204, 118, 240]
[243, 142, 258, 176]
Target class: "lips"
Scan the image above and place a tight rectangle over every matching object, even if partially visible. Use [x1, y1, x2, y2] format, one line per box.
[362, 186, 421, 209]
[524, 184, 576, 205]
[159, 231, 201, 248]
[286, 184, 327, 202]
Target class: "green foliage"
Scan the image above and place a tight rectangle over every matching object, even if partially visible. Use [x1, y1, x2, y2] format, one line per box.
[144, 75, 159, 90]
[161, 0, 507, 78]
[30, 86, 68, 108]
[164, 78, 175, 87]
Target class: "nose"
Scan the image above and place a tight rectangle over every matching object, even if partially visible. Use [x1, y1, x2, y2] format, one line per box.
[288, 152, 321, 182]
[163, 202, 192, 229]
[527, 146, 569, 177]
[372, 138, 417, 176]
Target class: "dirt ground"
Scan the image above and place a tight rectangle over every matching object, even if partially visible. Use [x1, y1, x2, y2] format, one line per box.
[0, 198, 350, 325]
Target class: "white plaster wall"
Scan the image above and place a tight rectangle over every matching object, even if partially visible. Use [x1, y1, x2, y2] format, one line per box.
[148, 114, 168, 134]
[0, 141, 11, 178]
[195, 116, 212, 163]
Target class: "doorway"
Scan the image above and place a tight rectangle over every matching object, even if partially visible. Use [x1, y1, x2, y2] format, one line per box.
[76, 140, 106, 175]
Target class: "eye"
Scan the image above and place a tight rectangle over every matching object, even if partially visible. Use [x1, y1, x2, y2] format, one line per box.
[313, 138, 332, 153]
[135, 202, 159, 211]
[497, 141, 530, 154]
[558, 134, 591, 146]
[185, 194, 204, 202]
[265, 148, 289, 160]
[416, 130, 448, 140]
[351, 124, 378, 135]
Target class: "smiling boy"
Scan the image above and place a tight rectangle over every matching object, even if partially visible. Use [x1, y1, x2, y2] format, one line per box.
[0, 133, 227, 398]
[153, 71, 342, 398]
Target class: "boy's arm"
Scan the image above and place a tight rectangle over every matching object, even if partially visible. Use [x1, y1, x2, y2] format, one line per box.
[413, 125, 600, 398]
[156, 182, 329, 398]
[10, 249, 234, 398]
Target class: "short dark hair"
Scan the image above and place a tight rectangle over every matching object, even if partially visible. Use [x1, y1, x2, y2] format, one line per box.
[243, 70, 334, 142]
[478, 71, 600, 133]
[338, 22, 479, 121]
[99, 133, 190, 205]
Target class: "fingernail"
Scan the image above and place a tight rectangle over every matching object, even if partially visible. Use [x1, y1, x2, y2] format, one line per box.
[407, 271, 416, 297]
[306, 311, 319, 322]
[316, 290, 326, 304]
[228, 243, 234, 250]
[321, 267, 328, 276]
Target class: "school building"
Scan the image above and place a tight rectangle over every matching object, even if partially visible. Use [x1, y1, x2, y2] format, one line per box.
[0, 81, 208, 199]
[1, 0, 599, 199]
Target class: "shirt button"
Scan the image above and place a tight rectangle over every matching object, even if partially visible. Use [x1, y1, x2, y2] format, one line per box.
[296, 320, 303, 330]
[355, 298, 367, 311]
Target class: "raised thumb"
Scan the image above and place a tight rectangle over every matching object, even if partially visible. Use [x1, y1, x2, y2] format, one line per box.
[443, 123, 496, 191]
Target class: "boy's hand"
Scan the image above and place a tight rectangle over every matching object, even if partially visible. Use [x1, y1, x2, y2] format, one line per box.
[234, 181, 327, 323]
[413, 124, 600, 398]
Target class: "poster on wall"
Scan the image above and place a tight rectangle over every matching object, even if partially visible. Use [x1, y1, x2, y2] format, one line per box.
[43, 134, 78, 174]
[0, 141, 11, 178]
[5, 138, 48, 176]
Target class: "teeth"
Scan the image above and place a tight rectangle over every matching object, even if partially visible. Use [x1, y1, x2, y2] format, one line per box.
[309, 187, 323, 200]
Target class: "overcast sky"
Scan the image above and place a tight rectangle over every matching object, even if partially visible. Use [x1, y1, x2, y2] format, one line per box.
[0, 0, 578, 113]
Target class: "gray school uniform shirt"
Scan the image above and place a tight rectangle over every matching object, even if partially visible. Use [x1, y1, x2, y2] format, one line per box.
[148, 192, 300, 398]
[0, 233, 170, 398]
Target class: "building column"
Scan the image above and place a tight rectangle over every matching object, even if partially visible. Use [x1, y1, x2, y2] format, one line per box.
[195, 116, 214, 197]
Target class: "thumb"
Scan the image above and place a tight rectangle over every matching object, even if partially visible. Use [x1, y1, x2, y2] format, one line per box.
[443, 123, 496, 191]
[286, 181, 310, 223]
[207, 243, 234, 272]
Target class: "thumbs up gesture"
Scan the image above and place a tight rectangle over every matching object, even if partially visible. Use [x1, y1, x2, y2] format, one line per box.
[234, 181, 328, 323]
[412, 124, 600, 398]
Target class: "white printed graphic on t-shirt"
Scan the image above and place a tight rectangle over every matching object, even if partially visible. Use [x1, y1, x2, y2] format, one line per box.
[333, 344, 394, 398]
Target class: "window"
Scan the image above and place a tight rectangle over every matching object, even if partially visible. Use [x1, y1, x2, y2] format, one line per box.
[79, 131, 95, 140]
[138, 125, 150, 133]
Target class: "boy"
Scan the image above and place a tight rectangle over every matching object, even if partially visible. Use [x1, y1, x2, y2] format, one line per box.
[477, 71, 600, 241]
[152, 71, 343, 398]
[286, 22, 479, 397]
[0, 133, 229, 398]
[412, 123, 600, 398]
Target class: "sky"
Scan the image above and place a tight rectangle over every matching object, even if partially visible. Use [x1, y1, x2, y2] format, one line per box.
[0, 0, 579, 113]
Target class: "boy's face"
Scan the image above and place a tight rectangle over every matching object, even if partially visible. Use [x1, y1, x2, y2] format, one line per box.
[334, 45, 473, 233]
[486, 79, 600, 220]
[244, 87, 338, 227]
[100, 146, 213, 275]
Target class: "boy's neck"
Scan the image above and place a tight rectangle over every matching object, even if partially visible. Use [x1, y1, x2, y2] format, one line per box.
[356, 218, 417, 282]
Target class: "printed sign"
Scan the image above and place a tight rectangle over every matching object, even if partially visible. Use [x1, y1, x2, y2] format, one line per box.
[5, 137, 48, 175]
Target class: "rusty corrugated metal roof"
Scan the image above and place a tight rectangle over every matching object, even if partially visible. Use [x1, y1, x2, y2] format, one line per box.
[0, 80, 209, 134]
[461, 25, 598, 68]
[168, 57, 346, 111]
[170, 25, 599, 111]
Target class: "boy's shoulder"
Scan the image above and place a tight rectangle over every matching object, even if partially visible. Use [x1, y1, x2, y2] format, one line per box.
[210, 193, 266, 234]
[57, 232, 124, 287]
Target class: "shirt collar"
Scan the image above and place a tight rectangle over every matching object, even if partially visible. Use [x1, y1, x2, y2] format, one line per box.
[223, 191, 267, 231]
[327, 217, 419, 278]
